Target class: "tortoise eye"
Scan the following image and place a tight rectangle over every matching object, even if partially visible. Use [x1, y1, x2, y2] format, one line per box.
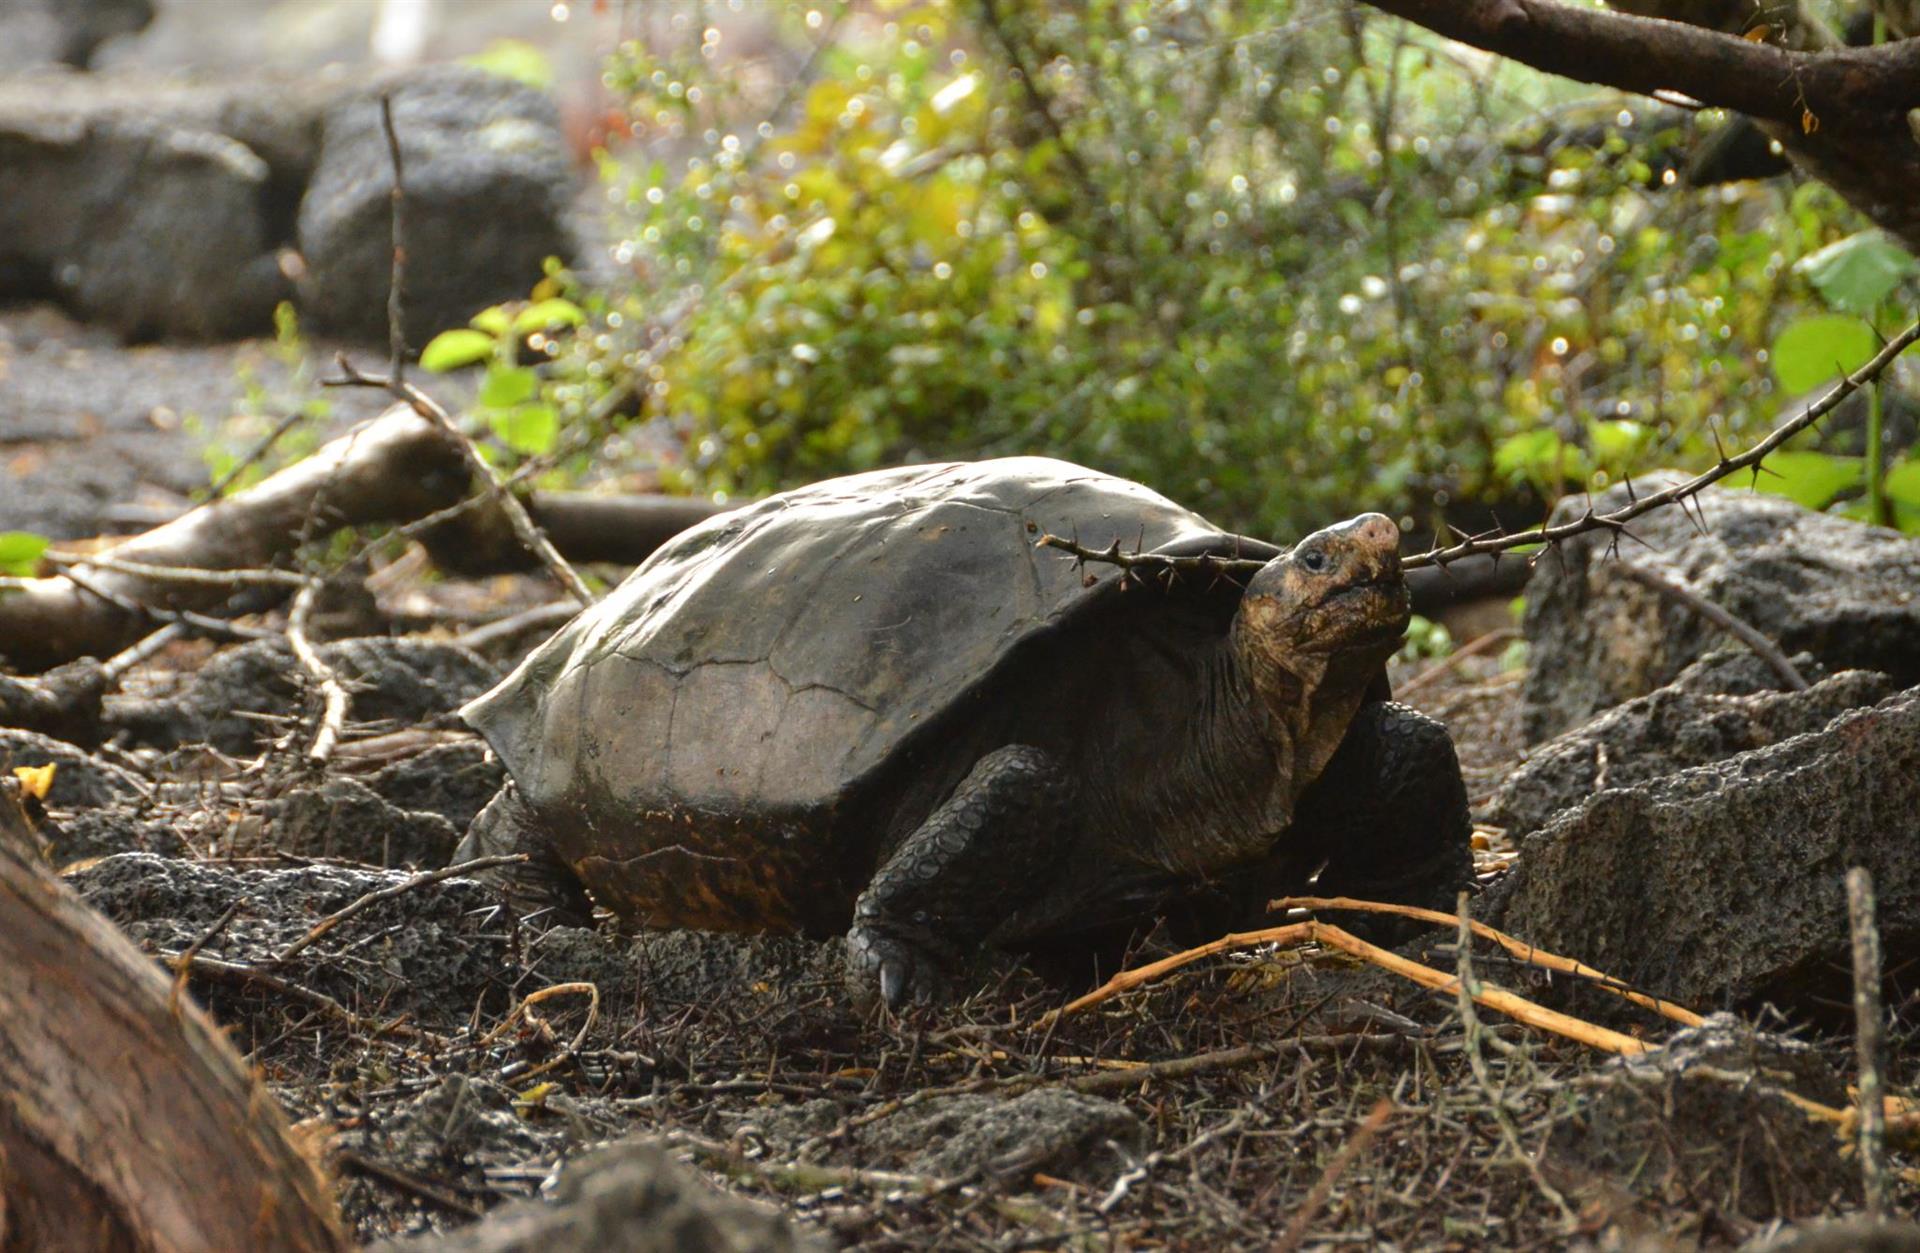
[1300, 548, 1328, 573]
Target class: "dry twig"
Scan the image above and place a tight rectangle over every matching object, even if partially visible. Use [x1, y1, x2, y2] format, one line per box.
[1272, 895, 1705, 1026]
[1616, 562, 1807, 690]
[273, 853, 530, 964]
[285, 579, 351, 764]
[1452, 892, 1577, 1226]
[1847, 866, 1891, 1215]
[1038, 316, 1920, 578]
[1270, 1098, 1394, 1253]
[1048, 919, 1653, 1056]
[327, 359, 596, 606]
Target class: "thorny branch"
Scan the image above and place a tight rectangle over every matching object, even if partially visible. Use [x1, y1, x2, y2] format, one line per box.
[1039, 316, 1920, 578]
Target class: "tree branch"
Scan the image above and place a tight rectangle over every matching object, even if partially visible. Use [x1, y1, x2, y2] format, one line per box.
[1362, 0, 1920, 129]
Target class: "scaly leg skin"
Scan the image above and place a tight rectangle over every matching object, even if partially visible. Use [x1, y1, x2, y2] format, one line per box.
[1274, 701, 1475, 943]
[847, 744, 1077, 1008]
[454, 784, 597, 928]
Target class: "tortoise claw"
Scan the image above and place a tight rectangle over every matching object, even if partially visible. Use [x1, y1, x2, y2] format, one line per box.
[846, 923, 938, 1009]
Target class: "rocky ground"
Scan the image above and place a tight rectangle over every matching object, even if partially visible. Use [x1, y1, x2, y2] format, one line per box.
[6, 491, 1919, 1249]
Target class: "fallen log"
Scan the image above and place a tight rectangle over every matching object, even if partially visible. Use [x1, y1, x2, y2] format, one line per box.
[0, 406, 731, 673]
[0, 778, 346, 1251]
[0, 406, 468, 671]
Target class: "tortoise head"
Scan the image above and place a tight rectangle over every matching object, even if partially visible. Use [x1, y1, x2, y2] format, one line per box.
[1231, 513, 1410, 705]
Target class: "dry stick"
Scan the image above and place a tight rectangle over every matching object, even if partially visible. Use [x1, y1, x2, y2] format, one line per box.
[1270, 1098, 1394, 1253]
[273, 852, 530, 964]
[379, 91, 407, 387]
[1037, 316, 1920, 579]
[455, 600, 580, 652]
[285, 579, 351, 764]
[327, 359, 596, 606]
[1395, 627, 1520, 697]
[1272, 895, 1706, 1027]
[1615, 562, 1808, 690]
[101, 622, 186, 682]
[1453, 892, 1577, 1227]
[44, 552, 307, 588]
[202, 409, 308, 503]
[1048, 919, 1652, 1056]
[1847, 866, 1890, 1216]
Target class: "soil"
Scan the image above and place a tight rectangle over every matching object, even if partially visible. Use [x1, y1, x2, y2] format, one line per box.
[12, 621, 1911, 1250]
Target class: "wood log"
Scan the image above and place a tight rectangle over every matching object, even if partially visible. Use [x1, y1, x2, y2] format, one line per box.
[0, 779, 347, 1252]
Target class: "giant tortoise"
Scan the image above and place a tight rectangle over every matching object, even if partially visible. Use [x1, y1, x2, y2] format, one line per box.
[458, 457, 1472, 1004]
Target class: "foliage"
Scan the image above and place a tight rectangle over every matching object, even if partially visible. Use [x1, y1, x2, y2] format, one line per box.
[521, 0, 1915, 540]
[0, 532, 48, 578]
[422, 294, 586, 458]
[1756, 228, 1920, 525]
[194, 303, 331, 497]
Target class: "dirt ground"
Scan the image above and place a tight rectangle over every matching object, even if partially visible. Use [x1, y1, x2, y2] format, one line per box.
[2, 294, 1911, 1249]
[12, 603, 1905, 1251]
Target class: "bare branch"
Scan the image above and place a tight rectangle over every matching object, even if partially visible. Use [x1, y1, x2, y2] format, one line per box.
[1614, 563, 1808, 690]
[1038, 316, 1920, 584]
[1847, 867, 1891, 1215]
[285, 579, 350, 764]
[1361, 0, 1920, 129]
[326, 359, 596, 606]
[379, 91, 408, 386]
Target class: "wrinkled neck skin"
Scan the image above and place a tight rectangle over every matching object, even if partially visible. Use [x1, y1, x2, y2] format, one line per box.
[1108, 639, 1316, 878]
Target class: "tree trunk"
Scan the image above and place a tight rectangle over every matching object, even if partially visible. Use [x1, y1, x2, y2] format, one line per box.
[0, 780, 347, 1253]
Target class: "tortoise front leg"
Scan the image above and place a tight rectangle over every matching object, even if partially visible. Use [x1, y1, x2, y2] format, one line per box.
[1295, 701, 1474, 930]
[847, 744, 1077, 1007]
[1229, 701, 1474, 940]
[453, 784, 597, 927]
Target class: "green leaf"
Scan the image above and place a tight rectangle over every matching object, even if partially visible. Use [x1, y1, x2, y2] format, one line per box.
[1749, 450, 1864, 510]
[480, 366, 540, 409]
[0, 531, 49, 577]
[1769, 314, 1878, 393]
[1882, 456, 1920, 509]
[1796, 230, 1919, 315]
[464, 38, 554, 90]
[1492, 428, 1563, 479]
[470, 305, 513, 337]
[490, 404, 558, 455]
[1586, 418, 1650, 471]
[420, 329, 496, 372]
[512, 299, 587, 335]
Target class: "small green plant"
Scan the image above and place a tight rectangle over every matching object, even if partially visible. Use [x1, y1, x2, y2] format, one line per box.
[1396, 614, 1453, 663]
[419, 294, 587, 459]
[196, 303, 331, 496]
[0, 531, 48, 578]
[1762, 229, 1918, 526]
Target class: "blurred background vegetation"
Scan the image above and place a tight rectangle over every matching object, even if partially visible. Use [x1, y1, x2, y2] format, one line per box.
[440, 0, 1919, 542]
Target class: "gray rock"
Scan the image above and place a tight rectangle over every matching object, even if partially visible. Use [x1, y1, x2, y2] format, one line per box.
[1490, 685, 1920, 1010]
[1489, 660, 1893, 839]
[0, 728, 142, 809]
[1518, 479, 1920, 742]
[0, 71, 293, 339]
[387, 1138, 821, 1253]
[72, 851, 516, 1026]
[0, 0, 153, 71]
[1545, 1016, 1858, 1222]
[298, 65, 577, 340]
[269, 776, 461, 868]
[110, 636, 498, 753]
[0, 64, 577, 343]
[858, 1089, 1143, 1183]
[368, 739, 506, 833]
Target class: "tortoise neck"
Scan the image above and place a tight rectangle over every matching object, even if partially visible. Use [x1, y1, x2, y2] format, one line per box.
[1123, 646, 1296, 873]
